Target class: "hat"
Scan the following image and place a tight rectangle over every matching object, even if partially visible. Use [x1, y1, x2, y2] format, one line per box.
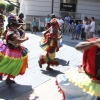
[50, 18, 57, 24]
[51, 14, 56, 19]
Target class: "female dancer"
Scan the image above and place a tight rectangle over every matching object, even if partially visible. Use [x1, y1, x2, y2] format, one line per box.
[38, 18, 62, 71]
[18, 13, 26, 38]
[0, 19, 29, 83]
[56, 38, 100, 100]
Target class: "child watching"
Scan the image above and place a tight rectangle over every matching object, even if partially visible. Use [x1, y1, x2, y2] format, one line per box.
[76, 21, 82, 40]
[71, 21, 76, 40]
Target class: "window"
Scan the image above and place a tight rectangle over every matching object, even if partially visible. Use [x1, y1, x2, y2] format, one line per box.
[60, 0, 77, 4]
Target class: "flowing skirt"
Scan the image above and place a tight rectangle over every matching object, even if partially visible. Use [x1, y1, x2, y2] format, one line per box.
[56, 66, 100, 100]
[0, 43, 28, 78]
[39, 36, 59, 66]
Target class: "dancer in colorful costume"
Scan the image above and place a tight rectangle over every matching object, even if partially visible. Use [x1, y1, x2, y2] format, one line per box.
[0, 18, 29, 83]
[18, 13, 26, 38]
[38, 18, 62, 71]
[56, 38, 100, 100]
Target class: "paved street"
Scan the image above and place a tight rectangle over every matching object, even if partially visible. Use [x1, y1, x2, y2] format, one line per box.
[0, 32, 83, 100]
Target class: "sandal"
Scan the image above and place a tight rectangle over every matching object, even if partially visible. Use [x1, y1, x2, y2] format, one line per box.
[38, 61, 42, 68]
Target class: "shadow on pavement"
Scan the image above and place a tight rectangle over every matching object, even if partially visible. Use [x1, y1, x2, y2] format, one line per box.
[0, 81, 33, 100]
[41, 70, 64, 77]
[56, 58, 70, 66]
[62, 40, 78, 48]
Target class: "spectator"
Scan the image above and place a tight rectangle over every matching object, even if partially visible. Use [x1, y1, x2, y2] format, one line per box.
[57, 16, 64, 34]
[64, 14, 70, 35]
[31, 18, 37, 34]
[71, 21, 76, 40]
[76, 21, 82, 40]
[84, 21, 89, 40]
[89, 17, 95, 38]
[45, 14, 51, 25]
[81, 16, 88, 40]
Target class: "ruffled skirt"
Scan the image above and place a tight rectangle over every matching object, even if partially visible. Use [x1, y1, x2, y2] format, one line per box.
[56, 66, 100, 100]
[0, 44, 28, 78]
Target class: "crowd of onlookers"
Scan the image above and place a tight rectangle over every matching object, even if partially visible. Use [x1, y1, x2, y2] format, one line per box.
[31, 14, 100, 41]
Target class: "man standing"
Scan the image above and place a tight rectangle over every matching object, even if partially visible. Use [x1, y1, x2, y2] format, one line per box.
[45, 14, 51, 25]
[57, 16, 64, 34]
[31, 17, 37, 34]
[64, 14, 70, 35]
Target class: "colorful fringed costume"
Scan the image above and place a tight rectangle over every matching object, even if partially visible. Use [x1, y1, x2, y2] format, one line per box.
[39, 18, 60, 68]
[39, 31, 59, 66]
[0, 30, 28, 79]
[56, 38, 100, 100]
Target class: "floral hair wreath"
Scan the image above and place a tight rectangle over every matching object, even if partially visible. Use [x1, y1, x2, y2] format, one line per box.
[50, 18, 57, 24]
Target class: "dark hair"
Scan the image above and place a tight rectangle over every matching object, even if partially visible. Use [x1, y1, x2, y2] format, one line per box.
[91, 17, 95, 21]
[19, 13, 24, 19]
[84, 16, 88, 21]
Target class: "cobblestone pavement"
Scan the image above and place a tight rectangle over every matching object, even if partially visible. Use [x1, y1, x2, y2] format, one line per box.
[0, 32, 83, 100]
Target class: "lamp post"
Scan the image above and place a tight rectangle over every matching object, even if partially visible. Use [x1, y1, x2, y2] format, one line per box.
[51, 0, 54, 14]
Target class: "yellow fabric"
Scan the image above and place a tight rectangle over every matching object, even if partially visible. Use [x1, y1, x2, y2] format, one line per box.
[43, 51, 56, 63]
[65, 67, 100, 97]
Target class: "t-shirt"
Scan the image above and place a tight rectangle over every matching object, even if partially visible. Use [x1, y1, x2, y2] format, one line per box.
[82, 20, 86, 28]
[71, 24, 76, 32]
[45, 17, 51, 23]
[64, 16, 70, 25]
[84, 24, 89, 33]
[57, 19, 64, 27]
[90, 21, 95, 32]
[32, 20, 37, 26]
[77, 24, 82, 31]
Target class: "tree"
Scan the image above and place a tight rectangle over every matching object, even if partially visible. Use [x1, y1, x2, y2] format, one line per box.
[6, 4, 14, 12]
[0, 3, 6, 10]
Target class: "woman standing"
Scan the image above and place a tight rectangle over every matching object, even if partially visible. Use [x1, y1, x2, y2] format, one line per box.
[38, 18, 62, 71]
[18, 13, 26, 38]
[89, 17, 95, 38]
[81, 16, 88, 40]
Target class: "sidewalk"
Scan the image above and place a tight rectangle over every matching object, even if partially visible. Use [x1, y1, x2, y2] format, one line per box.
[14, 32, 82, 100]
[15, 78, 62, 100]
[0, 31, 98, 100]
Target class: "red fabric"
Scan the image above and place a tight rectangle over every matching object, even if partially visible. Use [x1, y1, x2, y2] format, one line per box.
[39, 55, 46, 64]
[81, 38, 97, 77]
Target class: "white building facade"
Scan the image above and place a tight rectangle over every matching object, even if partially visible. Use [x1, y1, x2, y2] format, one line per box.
[20, 0, 100, 22]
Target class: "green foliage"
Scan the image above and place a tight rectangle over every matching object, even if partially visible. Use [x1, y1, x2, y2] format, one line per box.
[0, 3, 6, 10]
[6, 4, 14, 12]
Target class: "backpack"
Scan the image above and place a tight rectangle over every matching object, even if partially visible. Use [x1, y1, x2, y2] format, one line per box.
[81, 38, 100, 80]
